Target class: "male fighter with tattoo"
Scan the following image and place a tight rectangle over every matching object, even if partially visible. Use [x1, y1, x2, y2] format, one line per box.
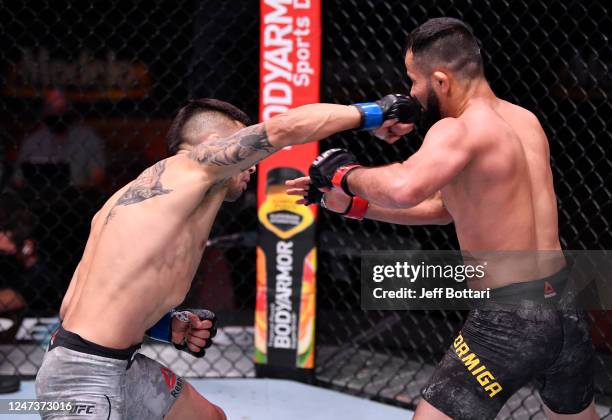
[35, 97, 417, 419]
[288, 18, 596, 420]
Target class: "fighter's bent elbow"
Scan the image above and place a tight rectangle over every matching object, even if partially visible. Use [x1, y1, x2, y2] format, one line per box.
[429, 196, 453, 225]
[390, 180, 427, 209]
[433, 211, 453, 225]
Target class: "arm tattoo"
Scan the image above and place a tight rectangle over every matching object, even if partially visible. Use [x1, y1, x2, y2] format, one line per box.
[189, 124, 276, 168]
[104, 160, 172, 224]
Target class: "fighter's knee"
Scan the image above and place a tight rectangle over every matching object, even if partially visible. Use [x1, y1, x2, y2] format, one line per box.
[166, 381, 225, 420]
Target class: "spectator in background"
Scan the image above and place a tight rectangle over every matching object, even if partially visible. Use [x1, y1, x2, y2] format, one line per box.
[0, 194, 33, 394]
[0, 195, 32, 315]
[0, 194, 60, 395]
[0, 193, 60, 317]
[13, 89, 106, 189]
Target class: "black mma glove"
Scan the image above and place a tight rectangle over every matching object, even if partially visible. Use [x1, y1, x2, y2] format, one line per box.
[306, 149, 370, 219]
[309, 148, 361, 196]
[352, 94, 422, 130]
[303, 182, 324, 206]
[172, 309, 217, 358]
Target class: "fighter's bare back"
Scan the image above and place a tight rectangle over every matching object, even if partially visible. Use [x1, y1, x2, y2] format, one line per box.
[438, 98, 560, 253]
[435, 99, 564, 286]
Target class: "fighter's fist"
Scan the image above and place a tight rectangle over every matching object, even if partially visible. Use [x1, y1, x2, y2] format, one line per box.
[171, 309, 217, 358]
[308, 148, 360, 195]
[376, 94, 422, 124]
[372, 119, 416, 144]
[352, 94, 422, 130]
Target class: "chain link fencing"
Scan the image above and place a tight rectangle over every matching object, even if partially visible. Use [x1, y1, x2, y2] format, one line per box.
[317, 1, 611, 418]
[0, 1, 610, 418]
[0, 0, 261, 380]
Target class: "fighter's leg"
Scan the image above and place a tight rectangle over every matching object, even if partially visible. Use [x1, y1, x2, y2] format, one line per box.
[419, 345, 512, 420]
[125, 353, 225, 420]
[537, 310, 596, 420]
[415, 391, 600, 420]
[413, 399, 452, 420]
[164, 381, 226, 420]
[419, 307, 564, 420]
[543, 401, 599, 420]
[35, 346, 126, 419]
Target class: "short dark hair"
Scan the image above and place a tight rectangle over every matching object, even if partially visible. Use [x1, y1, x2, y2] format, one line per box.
[166, 98, 251, 155]
[405, 17, 483, 79]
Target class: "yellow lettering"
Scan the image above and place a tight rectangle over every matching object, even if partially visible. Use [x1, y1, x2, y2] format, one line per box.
[471, 365, 486, 375]
[456, 343, 469, 357]
[477, 371, 494, 386]
[485, 382, 503, 397]
[453, 334, 464, 348]
[453, 334, 503, 398]
[462, 353, 480, 371]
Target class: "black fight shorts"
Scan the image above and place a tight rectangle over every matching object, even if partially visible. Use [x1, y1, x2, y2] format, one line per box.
[422, 273, 594, 419]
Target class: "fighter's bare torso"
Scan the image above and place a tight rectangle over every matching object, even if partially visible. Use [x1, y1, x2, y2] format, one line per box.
[435, 98, 563, 285]
[441, 99, 559, 250]
[61, 156, 227, 348]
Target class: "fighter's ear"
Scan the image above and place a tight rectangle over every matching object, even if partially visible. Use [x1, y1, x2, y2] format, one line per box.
[432, 71, 450, 94]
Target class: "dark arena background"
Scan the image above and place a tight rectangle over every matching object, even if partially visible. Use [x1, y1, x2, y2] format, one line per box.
[0, 1, 610, 419]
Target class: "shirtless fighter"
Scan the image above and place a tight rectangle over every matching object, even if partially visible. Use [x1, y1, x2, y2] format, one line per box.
[35, 96, 418, 419]
[287, 18, 597, 420]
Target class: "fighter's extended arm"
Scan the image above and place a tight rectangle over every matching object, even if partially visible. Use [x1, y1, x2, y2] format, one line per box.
[286, 178, 451, 225]
[189, 94, 420, 181]
[189, 104, 362, 181]
[346, 119, 471, 208]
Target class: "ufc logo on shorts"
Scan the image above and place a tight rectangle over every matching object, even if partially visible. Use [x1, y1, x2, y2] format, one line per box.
[69, 403, 96, 414]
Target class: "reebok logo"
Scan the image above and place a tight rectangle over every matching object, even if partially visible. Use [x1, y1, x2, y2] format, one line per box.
[544, 281, 557, 298]
[50, 329, 59, 346]
[160, 367, 176, 390]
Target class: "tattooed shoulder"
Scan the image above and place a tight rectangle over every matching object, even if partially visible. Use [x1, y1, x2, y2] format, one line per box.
[104, 160, 172, 225]
[104, 208, 115, 225]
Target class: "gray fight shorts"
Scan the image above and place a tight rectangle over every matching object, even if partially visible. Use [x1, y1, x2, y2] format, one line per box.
[35, 326, 184, 419]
